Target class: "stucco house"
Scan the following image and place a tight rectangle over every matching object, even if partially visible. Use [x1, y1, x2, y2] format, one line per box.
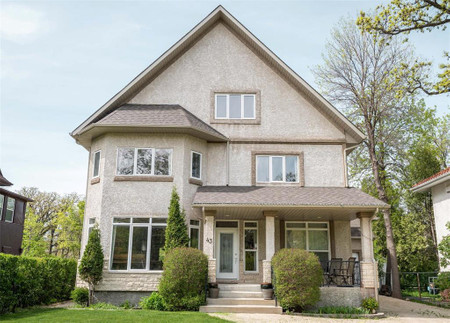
[412, 167, 450, 271]
[71, 6, 387, 311]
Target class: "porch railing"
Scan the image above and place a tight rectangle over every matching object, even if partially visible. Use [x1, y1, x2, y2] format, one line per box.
[320, 260, 360, 287]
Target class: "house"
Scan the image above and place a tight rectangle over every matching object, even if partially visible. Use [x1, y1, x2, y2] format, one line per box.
[412, 167, 450, 271]
[71, 6, 387, 310]
[0, 170, 33, 255]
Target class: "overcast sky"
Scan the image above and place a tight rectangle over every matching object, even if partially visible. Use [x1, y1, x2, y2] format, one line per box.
[1, 0, 449, 195]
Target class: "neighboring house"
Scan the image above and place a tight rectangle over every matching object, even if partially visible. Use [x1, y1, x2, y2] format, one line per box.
[412, 167, 450, 271]
[0, 170, 32, 255]
[71, 6, 387, 310]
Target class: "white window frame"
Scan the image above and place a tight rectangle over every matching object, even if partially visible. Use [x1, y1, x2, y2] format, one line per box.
[93, 150, 101, 178]
[5, 197, 15, 223]
[88, 218, 96, 236]
[215, 94, 256, 120]
[190, 151, 202, 180]
[116, 148, 173, 176]
[256, 155, 299, 183]
[0, 194, 4, 220]
[284, 221, 331, 261]
[189, 219, 200, 249]
[244, 221, 258, 273]
[109, 217, 167, 272]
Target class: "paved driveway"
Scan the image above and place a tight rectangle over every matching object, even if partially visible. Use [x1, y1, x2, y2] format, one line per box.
[210, 296, 450, 322]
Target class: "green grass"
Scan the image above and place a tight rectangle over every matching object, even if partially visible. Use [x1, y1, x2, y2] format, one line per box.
[303, 306, 370, 315]
[402, 290, 441, 299]
[0, 308, 230, 322]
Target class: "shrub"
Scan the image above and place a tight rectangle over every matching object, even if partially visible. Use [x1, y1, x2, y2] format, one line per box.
[361, 297, 378, 312]
[140, 292, 167, 311]
[164, 187, 189, 254]
[158, 247, 208, 311]
[436, 272, 450, 291]
[71, 288, 89, 306]
[121, 300, 132, 309]
[441, 289, 450, 302]
[271, 249, 323, 312]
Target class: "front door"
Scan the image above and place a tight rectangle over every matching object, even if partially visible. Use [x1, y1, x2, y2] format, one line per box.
[216, 227, 239, 280]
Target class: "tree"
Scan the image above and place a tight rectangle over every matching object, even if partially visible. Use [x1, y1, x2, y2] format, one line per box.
[357, 0, 450, 95]
[78, 226, 104, 306]
[164, 187, 189, 254]
[438, 222, 450, 268]
[56, 201, 85, 259]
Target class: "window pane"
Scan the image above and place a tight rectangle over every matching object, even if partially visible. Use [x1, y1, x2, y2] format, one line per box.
[229, 95, 241, 118]
[133, 218, 149, 223]
[0, 194, 4, 217]
[286, 222, 305, 228]
[216, 221, 238, 228]
[190, 227, 199, 249]
[111, 226, 130, 270]
[245, 229, 257, 250]
[286, 230, 306, 249]
[5, 198, 15, 222]
[309, 223, 328, 228]
[243, 95, 255, 118]
[154, 149, 170, 175]
[152, 218, 167, 224]
[113, 217, 130, 223]
[117, 148, 134, 175]
[308, 230, 328, 250]
[245, 251, 257, 271]
[89, 218, 96, 224]
[131, 227, 148, 269]
[285, 156, 298, 182]
[137, 149, 152, 175]
[190, 220, 200, 226]
[314, 252, 329, 263]
[216, 95, 227, 118]
[150, 226, 165, 270]
[191, 152, 201, 179]
[271, 157, 283, 181]
[93, 151, 100, 177]
[245, 222, 257, 228]
[256, 156, 269, 182]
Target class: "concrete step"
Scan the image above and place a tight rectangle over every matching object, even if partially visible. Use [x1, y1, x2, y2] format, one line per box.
[219, 291, 263, 298]
[218, 284, 261, 292]
[199, 304, 283, 314]
[207, 298, 275, 306]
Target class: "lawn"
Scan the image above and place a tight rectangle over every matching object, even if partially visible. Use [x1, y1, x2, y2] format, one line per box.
[0, 308, 231, 322]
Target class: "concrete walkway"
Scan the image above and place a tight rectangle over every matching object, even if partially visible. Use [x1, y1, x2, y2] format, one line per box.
[210, 296, 450, 322]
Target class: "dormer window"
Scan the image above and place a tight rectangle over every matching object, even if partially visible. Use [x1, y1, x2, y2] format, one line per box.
[215, 94, 255, 119]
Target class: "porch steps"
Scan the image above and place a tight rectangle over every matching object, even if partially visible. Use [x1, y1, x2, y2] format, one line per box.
[199, 284, 282, 314]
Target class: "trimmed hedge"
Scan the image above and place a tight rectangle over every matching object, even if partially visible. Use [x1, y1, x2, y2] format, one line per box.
[272, 248, 323, 311]
[159, 247, 208, 311]
[0, 253, 76, 313]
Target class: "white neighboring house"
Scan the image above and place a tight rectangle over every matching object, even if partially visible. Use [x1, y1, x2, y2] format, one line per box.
[412, 167, 450, 271]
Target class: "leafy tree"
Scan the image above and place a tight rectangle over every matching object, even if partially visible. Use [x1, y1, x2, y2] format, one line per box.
[438, 222, 450, 268]
[56, 201, 85, 259]
[78, 226, 104, 306]
[164, 187, 189, 253]
[21, 210, 47, 257]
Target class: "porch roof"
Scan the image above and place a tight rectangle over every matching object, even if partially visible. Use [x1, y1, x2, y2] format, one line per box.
[192, 186, 389, 209]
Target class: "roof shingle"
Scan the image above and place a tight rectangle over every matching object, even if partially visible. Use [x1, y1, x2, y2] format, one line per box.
[413, 167, 450, 188]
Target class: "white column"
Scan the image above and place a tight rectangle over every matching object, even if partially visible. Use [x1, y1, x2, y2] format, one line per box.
[357, 212, 377, 298]
[263, 211, 276, 283]
[358, 213, 374, 262]
[203, 210, 216, 282]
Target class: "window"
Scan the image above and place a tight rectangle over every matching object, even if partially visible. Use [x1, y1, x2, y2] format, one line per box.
[244, 222, 258, 272]
[189, 220, 200, 249]
[191, 151, 202, 180]
[88, 218, 96, 236]
[5, 198, 15, 223]
[0, 195, 4, 220]
[93, 151, 101, 178]
[215, 94, 255, 119]
[256, 155, 298, 183]
[110, 217, 167, 271]
[285, 222, 330, 262]
[117, 148, 172, 176]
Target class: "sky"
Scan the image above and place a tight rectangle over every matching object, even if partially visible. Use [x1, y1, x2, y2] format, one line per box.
[1, 0, 449, 195]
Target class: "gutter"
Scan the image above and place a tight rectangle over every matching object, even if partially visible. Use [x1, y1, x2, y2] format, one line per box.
[411, 173, 450, 193]
[191, 203, 390, 209]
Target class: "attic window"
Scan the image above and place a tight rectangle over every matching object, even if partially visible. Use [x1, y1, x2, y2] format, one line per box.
[215, 94, 255, 119]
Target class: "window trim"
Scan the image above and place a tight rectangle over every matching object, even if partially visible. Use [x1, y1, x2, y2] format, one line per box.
[190, 151, 202, 180]
[256, 155, 299, 183]
[214, 94, 256, 120]
[189, 219, 200, 249]
[116, 147, 173, 177]
[284, 221, 331, 261]
[0, 194, 4, 221]
[93, 150, 101, 178]
[244, 221, 258, 273]
[5, 197, 15, 223]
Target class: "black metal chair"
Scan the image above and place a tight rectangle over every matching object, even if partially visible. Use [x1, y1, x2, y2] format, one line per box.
[324, 258, 342, 286]
[335, 257, 356, 286]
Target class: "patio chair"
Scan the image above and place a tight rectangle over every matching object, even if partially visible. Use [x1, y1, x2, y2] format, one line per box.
[324, 258, 342, 286]
[335, 257, 356, 286]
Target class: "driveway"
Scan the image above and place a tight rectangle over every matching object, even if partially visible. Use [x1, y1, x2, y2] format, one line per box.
[210, 296, 450, 322]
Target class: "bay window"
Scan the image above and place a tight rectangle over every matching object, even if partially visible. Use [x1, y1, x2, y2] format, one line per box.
[285, 222, 330, 262]
[256, 155, 298, 183]
[191, 151, 202, 180]
[117, 148, 172, 176]
[244, 222, 258, 272]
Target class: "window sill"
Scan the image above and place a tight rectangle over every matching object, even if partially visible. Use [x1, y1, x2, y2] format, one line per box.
[211, 118, 260, 125]
[189, 178, 203, 186]
[91, 177, 100, 185]
[254, 182, 303, 186]
[114, 176, 174, 182]
[108, 270, 164, 274]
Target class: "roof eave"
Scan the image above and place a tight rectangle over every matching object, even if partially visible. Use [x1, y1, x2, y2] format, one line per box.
[192, 203, 389, 209]
[411, 173, 450, 192]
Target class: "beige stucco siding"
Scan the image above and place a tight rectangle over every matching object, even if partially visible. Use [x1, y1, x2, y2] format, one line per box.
[431, 181, 450, 271]
[333, 221, 352, 260]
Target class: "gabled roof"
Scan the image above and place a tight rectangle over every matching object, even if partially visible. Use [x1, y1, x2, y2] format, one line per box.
[71, 5, 365, 144]
[411, 167, 450, 192]
[0, 170, 13, 187]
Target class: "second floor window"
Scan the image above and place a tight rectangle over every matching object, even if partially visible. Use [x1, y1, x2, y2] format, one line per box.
[117, 148, 172, 176]
[191, 151, 202, 180]
[256, 155, 298, 183]
[93, 150, 101, 178]
[215, 94, 255, 119]
[5, 197, 15, 223]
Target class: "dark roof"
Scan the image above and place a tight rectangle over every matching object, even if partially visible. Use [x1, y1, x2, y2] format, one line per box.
[0, 170, 13, 186]
[92, 104, 227, 141]
[193, 186, 389, 208]
[413, 167, 450, 188]
[0, 188, 33, 202]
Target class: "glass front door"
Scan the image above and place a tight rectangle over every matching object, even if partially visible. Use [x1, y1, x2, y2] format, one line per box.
[216, 226, 239, 279]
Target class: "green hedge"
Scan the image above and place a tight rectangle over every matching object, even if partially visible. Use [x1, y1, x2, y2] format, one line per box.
[0, 254, 76, 313]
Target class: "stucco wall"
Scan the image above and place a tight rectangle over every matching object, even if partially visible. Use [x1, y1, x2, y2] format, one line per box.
[333, 221, 352, 260]
[431, 180, 450, 271]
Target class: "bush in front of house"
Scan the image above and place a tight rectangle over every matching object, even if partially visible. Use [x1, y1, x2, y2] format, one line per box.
[0, 253, 77, 313]
[71, 287, 89, 306]
[271, 248, 323, 312]
[361, 297, 378, 313]
[436, 272, 450, 291]
[158, 247, 208, 311]
[140, 292, 167, 310]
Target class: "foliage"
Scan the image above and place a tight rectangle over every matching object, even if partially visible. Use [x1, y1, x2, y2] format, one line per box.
[436, 272, 450, 290]
[0, 254, 76, 313]
[438, 223, 450, 268]
[158, 247, 208, 311]
[441, 289, 450, 302]
[361, 297, 379, 312]
[140, 292, 167, 311]
[271, 249, 323, 311]
[304, 306, 370, 314]
[71, 288, 89, 306]
[164, 187, 189, 255]
[120, 300, 131, 309]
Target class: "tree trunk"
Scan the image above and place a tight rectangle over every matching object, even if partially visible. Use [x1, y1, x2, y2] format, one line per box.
[88, 284, 93, 307]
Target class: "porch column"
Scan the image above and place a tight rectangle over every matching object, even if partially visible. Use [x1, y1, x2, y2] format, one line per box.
[357, 212, 378, 299]
[263, 211, 277, 283]
[204, 210, 216, 283]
